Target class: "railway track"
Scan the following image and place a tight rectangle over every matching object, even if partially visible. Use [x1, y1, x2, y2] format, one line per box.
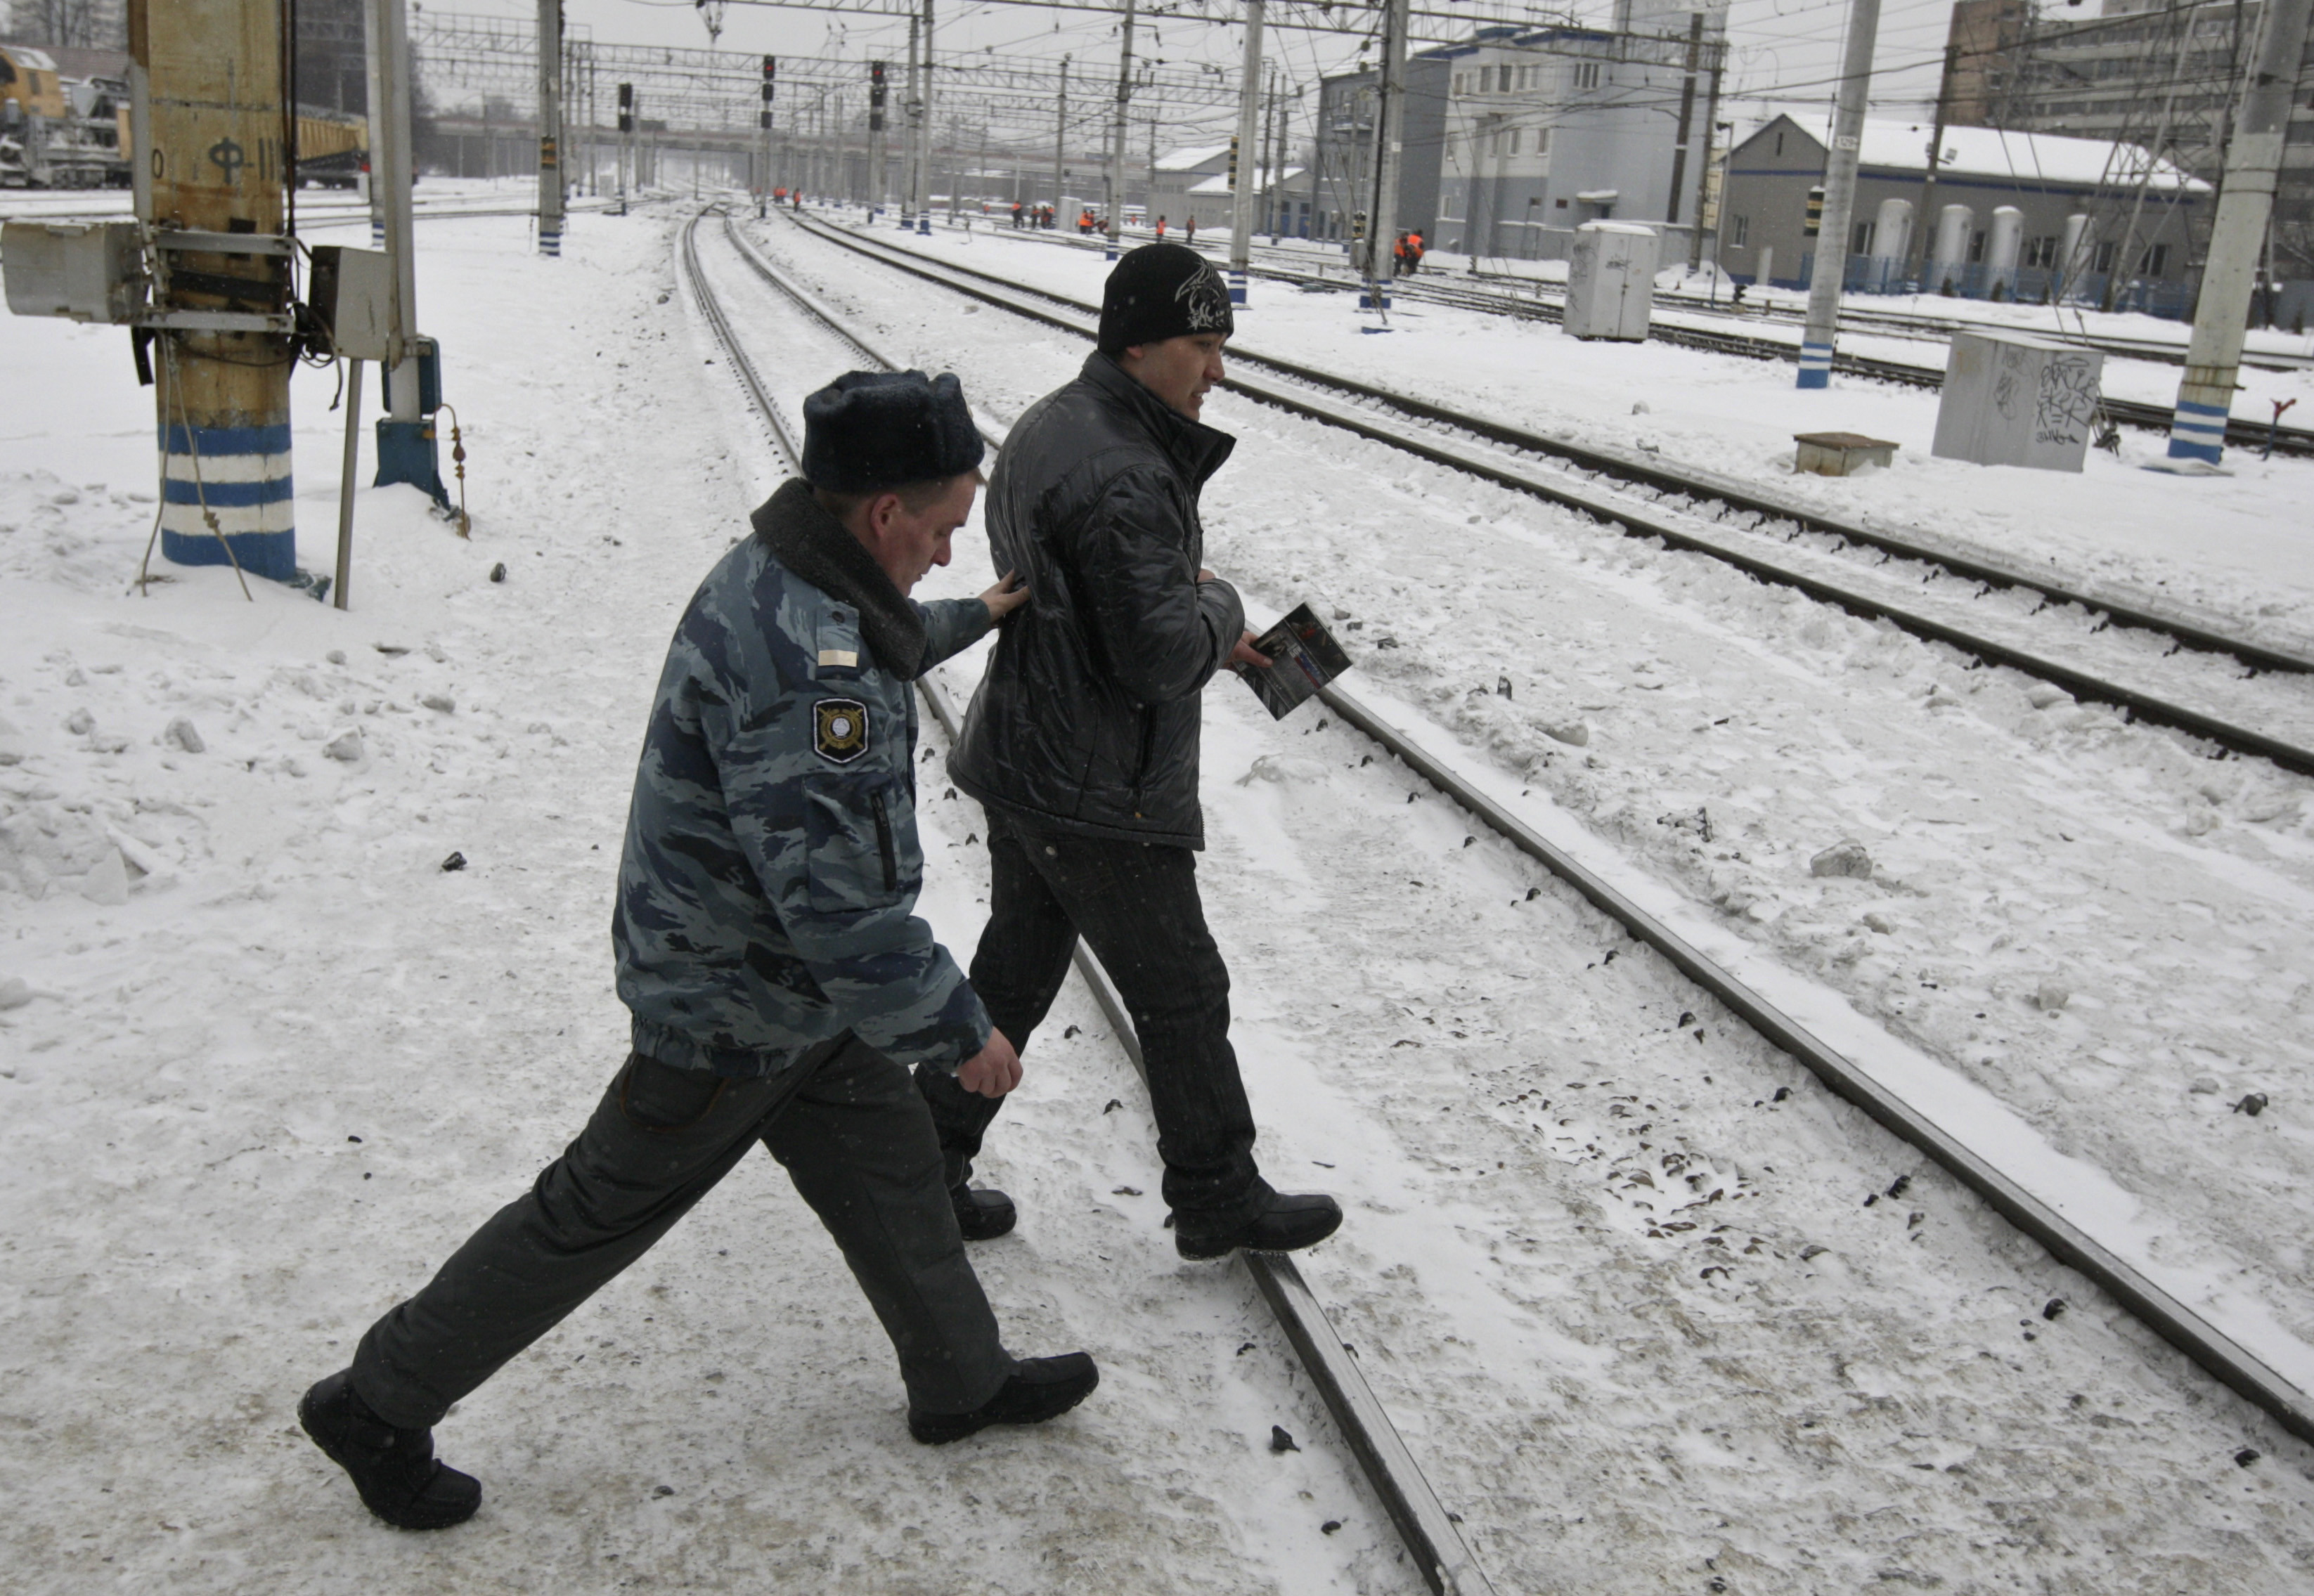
[907, 214, 2314, 454]
[693, 202, 2314, 1512]
[680, 208, 1499, 1595]
[778, 209, 2314, 781]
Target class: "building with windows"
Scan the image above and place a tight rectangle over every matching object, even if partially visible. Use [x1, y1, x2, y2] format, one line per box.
[1148, 144, 1233, 228]
[1717, 112, 2209, 309]
[1307, 56, 1450, 245]
[1430, 1, 1728, 263]
[1961, 0, 2314, 283]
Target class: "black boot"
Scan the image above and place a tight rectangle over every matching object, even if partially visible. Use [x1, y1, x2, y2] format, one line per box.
[952, 1183, 1017, 1241]
[298, 1370, 481, 1531]
[908, 1352, 1099, 1444]
[1175, 1191, 1343, 1261]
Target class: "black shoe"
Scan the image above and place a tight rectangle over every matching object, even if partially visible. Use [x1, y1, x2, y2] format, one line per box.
[1175, 1192, 1343, 1261]
[907, 1353, 1099, 1445]
[951, 1183, 1017, 1241]
[298, 1370, 481, 1531]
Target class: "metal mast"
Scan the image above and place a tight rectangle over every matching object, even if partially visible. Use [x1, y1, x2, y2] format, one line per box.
[1106, 0, 1137, 258]
[2168, 0, 2314, 462]
[536, 0, 563, 255]
[1796, 0, 1883, 388]
[1362, 0, 1409, 309]
[1228, 0, 1267, 302]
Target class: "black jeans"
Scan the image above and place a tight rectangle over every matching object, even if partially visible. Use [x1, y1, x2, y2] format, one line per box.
[351, 1038, 1014, 1430]
[917, 814, 1272, 1226]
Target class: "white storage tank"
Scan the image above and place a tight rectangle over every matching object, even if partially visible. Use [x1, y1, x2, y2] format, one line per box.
[1985, 205, 2024, 294]
[1929, 203, 1973, 291]
[1564, 221, 1660, 341]
[1932, 329, 2106, 473]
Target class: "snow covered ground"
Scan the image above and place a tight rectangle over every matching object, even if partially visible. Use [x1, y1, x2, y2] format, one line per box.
[5, 199, 2314, 1591]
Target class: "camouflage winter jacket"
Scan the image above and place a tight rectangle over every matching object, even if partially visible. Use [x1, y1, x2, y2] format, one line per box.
[612, 479, 994, 1076]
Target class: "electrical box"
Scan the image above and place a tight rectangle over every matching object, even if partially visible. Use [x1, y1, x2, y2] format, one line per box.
[1931, 330, 2105, 474]
[1563, 221, 1658, 342]
[1, 220, 143, 324]
[308, 243, 394, 361]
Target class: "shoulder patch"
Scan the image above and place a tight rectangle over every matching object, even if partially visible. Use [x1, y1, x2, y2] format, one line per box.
[814, 697, 870, 763]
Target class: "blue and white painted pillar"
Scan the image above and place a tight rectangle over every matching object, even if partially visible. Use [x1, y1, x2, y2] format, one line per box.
[1797, 339, 1834, 389]
[1228, 269, 1249, 307]
[160, 421, 297, 582]
[2165, 396, 2230, 465]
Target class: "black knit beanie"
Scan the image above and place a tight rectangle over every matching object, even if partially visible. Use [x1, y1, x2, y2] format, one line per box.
[1097, 245, 1236, 356]
[801, 369, 985, 493]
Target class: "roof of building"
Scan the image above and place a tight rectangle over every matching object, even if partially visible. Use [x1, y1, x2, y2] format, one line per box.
[1185, 165, 1305, 196]
[1746, 113, 2209, 194]
[0, 41, 131, 81]
[1154, 144, 1233, 174]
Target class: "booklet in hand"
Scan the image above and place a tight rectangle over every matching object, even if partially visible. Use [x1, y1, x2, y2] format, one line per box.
[1235, 603, 1355, 720]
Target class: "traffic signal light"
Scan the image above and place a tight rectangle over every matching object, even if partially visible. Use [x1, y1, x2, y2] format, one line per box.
[1227, 135, 1239, 192]
[617, 82, 633, 134]
[870, 60, 886, 131]
[761, 56, 776, 130]
[1804, 186, 1824, 237]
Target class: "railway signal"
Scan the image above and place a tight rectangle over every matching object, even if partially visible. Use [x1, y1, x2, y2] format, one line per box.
[759, 56, 775, 216]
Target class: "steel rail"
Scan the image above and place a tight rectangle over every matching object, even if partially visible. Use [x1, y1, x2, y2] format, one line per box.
[1312, 682, 2314, 1451]
[689, 208, 1501, 1596]
[713, 198, 2314, 1495]
[679, 211, 803, 465]
[775, 212, 2314, 777]
[713, 204, 2314, 1467]
[791, 211, 2314, 677]
[920, 216, 2314, 450]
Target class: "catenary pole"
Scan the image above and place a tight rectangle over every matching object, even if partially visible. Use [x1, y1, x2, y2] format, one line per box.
[914, 0, 935, 233]
[1105, 0, 1137, 258]
[1906, 42, 1956, 288]
[1228, 0, 1266, 303]
[1364, 0, 1409, 308]
[902, 12, 919, 223]
[363, 0, 444, 497]
[1796, 0, 1882, 388]
[1665, 12, 1702, 233]
[1054, 53, 1068, 219]
[536, 0, 563, 255]
[2168, 0, 2314, 462]
[1689, 33, 1727, 274]
[133, 0, 299, 580]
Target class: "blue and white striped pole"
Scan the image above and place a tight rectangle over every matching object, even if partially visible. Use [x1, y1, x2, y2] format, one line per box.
[1797, 338, 1835, 389]
[1796, 0, 1881, 391]
[160, 422, 298, 583]
[2164, 0, 2311, 466]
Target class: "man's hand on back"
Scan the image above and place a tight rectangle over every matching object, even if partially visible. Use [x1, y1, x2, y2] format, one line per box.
[980, 572, 1031, 621]
[957, 1026, 1023, 1098]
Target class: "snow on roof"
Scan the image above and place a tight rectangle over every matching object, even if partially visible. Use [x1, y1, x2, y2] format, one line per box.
[1851, 118, 2209, 193]
[1184, 165, 1305, 196]
[1154, 144, 1232, 174]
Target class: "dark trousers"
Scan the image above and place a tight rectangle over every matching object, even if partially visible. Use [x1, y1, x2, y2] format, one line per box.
[352, 1039, 1014, 1431]
[917, 815, 1272, 1226]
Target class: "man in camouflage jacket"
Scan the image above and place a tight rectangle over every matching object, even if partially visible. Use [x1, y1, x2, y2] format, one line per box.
[297, 371, 1097, 1533]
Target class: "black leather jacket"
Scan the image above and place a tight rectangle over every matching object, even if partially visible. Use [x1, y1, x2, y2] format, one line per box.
[950, 352, 1244, 848]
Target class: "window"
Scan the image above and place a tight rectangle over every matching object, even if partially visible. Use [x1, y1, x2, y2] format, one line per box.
[1453, 72, 1466, 96]
[2139, 242, 2168, 276]
[1573, 61, 1601, 91]
[1851, 219, 1875, 255]
[1773, 129, 1784, 156]
[2093, 239, 2117, 273]
[1498, 64, 1514, 93]
[1730, 214, 1750, 248]
[1967, 229, 1987, 264]
[2023, 235, 2059, 268]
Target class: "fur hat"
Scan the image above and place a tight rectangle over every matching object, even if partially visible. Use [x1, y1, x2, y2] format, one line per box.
[1097, 245, 1236, 356]
[801, 369, 984, 493]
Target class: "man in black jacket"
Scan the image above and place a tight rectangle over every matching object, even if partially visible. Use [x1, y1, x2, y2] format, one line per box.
[936, 245, 1341, 1261]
